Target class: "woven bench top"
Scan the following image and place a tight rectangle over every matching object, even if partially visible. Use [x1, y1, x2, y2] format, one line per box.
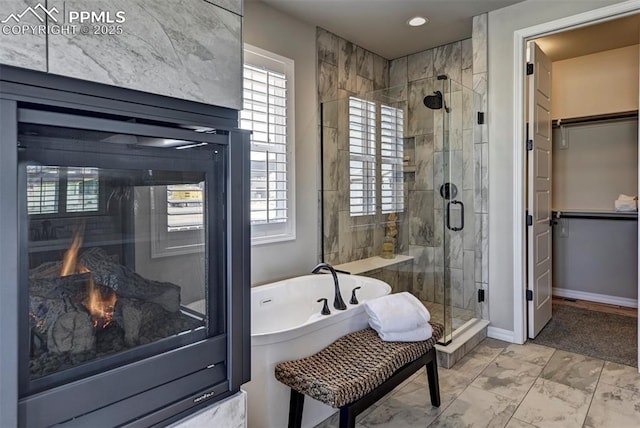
[275, 323, 444, 408]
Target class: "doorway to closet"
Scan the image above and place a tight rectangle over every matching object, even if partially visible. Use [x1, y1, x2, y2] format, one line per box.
[525, 14, 639, 367]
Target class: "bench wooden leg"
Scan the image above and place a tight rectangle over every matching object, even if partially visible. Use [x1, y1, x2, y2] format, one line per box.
[425, 349, 441, 407]
[339, 406, 356, 428]
[288, 390, 304, 428]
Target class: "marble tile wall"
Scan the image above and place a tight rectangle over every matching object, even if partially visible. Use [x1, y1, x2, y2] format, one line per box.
[0, 0, 243, 110]
[318, 27, 393, 267]
[46, 0, 242, 110]
[170, 391, 246, 428]
[473, 13, 489, 317]
[389, 35, 484, 325]
[0, 0, 47, 71]
[319, 14, 489, 325]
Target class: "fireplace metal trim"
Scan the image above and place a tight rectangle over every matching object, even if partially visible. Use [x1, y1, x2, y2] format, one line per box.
[0, 64, 238, 128]
[19, 336, 227, 427]
[0, 99, 19, 426]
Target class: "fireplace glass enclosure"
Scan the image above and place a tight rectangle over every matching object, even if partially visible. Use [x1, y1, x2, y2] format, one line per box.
[22, 123, 218, 389]
[3, 95, 250, 427]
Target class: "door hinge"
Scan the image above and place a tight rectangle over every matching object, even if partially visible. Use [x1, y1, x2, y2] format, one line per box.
[526, 289, 533, 301]
[526, 63, 534, 75]
[527, 140, 533, 151]
[526, 211, 533, 226]
[477, 289, 485, 303]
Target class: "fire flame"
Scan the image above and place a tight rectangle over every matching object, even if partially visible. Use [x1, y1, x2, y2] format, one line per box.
[60, 225, 117, 329]
[61, 226, 89, 276]
[86, 277, 117, 329]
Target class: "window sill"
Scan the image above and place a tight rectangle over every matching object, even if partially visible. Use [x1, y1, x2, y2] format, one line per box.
[251, 232, 296, 246]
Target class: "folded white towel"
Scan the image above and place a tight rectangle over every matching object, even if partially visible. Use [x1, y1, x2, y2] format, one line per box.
[364, 292, 431, 334]
[377, 323, 433, 342]
[615, 200, 637, 212]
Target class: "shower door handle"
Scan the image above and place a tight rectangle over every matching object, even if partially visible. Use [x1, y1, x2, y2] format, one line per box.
[446, 200, 464, 232]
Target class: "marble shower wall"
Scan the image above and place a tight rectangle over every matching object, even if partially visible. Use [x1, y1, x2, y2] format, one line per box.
[318, 14, 489, 319]
[388, 13, 489, 321]
[318, 28, 403, 270]
[473, 14, 489, 319]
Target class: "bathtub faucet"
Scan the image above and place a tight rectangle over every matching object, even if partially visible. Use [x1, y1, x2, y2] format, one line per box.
[311, 263, 347, 310]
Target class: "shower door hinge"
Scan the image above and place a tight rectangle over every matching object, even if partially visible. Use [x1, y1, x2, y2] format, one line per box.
[477, 289, 485, 303]
[526, 63, 534, 75]
[526, 212, 533, 226]
[526, 289, 533, 301]
[527, 140, 533, 151]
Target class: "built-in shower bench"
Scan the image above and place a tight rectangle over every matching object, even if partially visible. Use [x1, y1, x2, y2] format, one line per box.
[275, 323, 444, 428]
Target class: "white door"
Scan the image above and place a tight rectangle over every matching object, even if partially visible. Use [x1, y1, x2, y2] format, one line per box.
[527, 41, 553, 339]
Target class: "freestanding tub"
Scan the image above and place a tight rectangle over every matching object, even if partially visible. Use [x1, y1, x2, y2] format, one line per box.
[242, 274, 391, 428]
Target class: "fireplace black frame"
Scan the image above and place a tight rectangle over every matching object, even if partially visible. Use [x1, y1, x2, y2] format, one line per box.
[0, 65, 251, 427]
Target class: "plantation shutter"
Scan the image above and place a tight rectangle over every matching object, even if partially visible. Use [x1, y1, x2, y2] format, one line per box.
[349, 97, 377, 216]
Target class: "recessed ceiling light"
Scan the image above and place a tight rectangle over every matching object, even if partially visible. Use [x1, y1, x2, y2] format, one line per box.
[407, 16, 428, 27]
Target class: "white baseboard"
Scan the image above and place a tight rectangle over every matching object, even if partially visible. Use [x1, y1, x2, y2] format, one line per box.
[553, 287, 637, 309]
[487, 326, 516, 343]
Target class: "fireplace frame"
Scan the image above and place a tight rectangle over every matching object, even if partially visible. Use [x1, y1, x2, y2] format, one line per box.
[0, 65, 251, 427]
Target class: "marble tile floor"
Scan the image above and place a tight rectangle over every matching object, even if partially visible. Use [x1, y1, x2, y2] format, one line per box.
[314, 338, 640, 428]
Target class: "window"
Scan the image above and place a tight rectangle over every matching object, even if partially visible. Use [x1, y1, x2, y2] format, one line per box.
[380, 105, 404, 214]
[241, 45, 295, 244]
[166, 183, 204, 232]
[349, 97, 376, 216]
[27, 166, 100, 215]
[348, 98, 404, 216]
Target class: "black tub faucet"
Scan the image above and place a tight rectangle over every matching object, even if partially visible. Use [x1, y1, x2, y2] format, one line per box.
[311, 263, 347, 310]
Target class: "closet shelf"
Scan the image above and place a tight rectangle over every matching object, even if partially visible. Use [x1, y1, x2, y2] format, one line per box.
[552, 210, 638, 221]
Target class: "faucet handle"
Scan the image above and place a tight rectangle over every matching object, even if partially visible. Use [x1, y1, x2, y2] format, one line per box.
[317, 298, 331, 315]
[350, 287, 362, 305]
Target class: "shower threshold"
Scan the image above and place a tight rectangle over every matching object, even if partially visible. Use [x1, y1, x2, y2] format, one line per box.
[434, 318, 489, 368]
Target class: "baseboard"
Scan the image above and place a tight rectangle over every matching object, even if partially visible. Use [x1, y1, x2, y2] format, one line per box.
[487, 326, 516, 343]
[553, 287, 638, 309]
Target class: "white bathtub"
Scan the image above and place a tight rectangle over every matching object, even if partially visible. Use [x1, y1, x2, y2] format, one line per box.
[242, 274, 391, 428]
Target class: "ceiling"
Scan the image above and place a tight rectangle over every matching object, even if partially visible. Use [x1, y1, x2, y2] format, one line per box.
[249, 0, 524, 59]
[535, 14, 640, 62]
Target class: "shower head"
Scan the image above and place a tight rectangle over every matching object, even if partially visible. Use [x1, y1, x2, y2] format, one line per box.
[423, 91, 450, 113]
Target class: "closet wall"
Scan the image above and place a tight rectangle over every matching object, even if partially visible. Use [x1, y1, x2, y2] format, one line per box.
[552, 45, 639, 120]
[550, 45, 639, 306]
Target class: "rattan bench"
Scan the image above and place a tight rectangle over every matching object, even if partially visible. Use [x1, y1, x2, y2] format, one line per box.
[275, 323, 444, 428]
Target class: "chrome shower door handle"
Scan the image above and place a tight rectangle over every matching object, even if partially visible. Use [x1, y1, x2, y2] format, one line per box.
[446, 200, 464, 231]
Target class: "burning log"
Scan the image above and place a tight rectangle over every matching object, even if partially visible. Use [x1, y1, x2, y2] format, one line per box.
[30, 294, 95, 354]
[80, 248, 181, 313]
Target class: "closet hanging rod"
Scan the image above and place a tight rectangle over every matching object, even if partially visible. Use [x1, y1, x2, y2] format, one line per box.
[552, 110, 638, 128]
[552, 210, 638, 221]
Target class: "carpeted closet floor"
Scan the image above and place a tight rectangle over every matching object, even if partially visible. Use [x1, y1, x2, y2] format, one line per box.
[532, 299, 637, 367]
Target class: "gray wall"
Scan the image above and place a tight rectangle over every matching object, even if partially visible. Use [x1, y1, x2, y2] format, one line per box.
[487, 0, 629, 334]
[553, 119, 638, 211]
[244, 1, 320, 285]
[554, 218, 638, 300]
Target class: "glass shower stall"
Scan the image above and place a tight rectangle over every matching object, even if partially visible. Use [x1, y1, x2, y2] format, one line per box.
[320, 75, 485, 343]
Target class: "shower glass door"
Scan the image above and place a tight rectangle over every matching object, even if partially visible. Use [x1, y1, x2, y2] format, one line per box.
[438, 78, 484, 343]
[319, 74, 484, 346]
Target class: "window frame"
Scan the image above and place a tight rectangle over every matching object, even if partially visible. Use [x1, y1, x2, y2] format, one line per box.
[242, 44, 296, 245]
